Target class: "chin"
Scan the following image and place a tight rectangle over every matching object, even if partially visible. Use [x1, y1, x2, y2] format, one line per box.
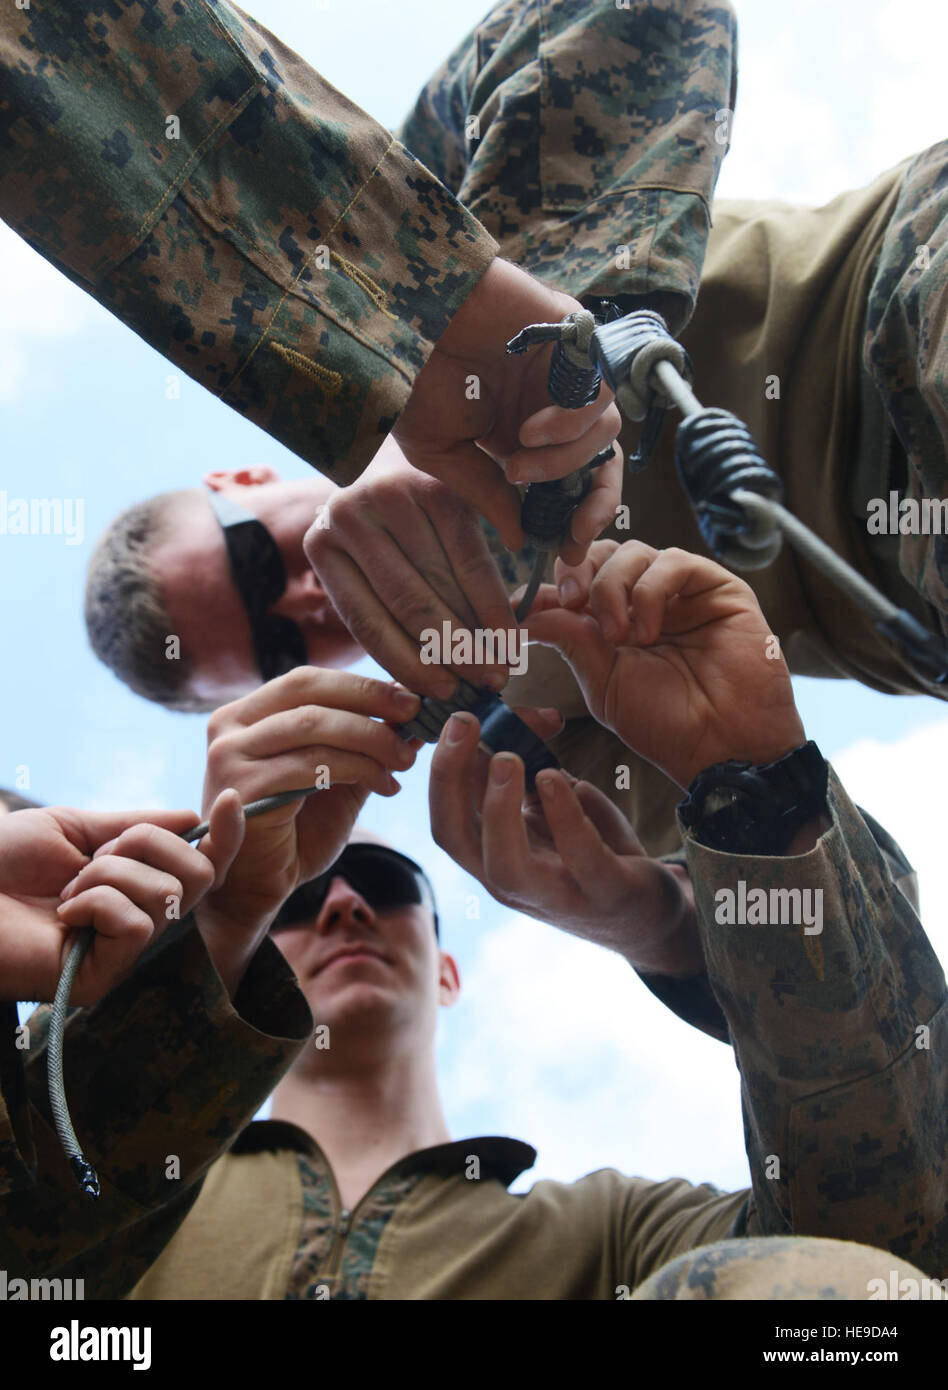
[305, 979, 395, 1024]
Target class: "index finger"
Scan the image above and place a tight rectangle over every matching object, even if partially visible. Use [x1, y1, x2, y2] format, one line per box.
[428, 712, 486, 877]
[54, 806, 203, 857]
[208, 667, 422, 733]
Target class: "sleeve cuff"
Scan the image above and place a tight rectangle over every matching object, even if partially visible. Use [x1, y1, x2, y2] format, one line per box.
[0, 1002, 35, 1195]
[25, 920, 312, 1209]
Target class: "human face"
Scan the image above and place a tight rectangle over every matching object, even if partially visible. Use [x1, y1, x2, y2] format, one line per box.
[149, 469, 364, 706]
[271, 848, 457, 1046]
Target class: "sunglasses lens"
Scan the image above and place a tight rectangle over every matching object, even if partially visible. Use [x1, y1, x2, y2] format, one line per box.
[226, 520, 286, 611]
[269, 847, 430, 932]
[346, 851, 424, 912]
[257, 614, 309, 681]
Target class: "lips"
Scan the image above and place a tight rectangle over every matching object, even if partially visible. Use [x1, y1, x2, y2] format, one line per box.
[316, 946, 388, 974]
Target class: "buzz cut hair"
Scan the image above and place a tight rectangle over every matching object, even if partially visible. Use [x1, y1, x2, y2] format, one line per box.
[84, 490, 217, 714]
[0, 787, 43, 813]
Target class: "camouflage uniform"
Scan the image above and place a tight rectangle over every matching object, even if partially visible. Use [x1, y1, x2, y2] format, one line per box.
[0, 764, 944, 1295]
[0, 0, 732, 485]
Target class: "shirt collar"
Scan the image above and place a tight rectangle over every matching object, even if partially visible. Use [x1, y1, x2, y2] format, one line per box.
[232, 1119, 537, 1187]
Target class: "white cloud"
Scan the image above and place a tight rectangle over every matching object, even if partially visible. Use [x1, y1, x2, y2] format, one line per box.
[440, 910, 750, 1194]
[82, 744, 171, 813]
[0, 223, 88, 402]
[718, 0, 945, 205]
[831, 718, 948, 969]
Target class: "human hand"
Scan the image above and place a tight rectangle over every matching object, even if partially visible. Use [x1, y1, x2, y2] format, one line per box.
[524, 541, 806, 790]
[304, 436, 519, 697]
[393, 258, 623, 563]
[428, 709, 703, 977]
[195, 668, 422, 993]
[0, 796, 244, 1005]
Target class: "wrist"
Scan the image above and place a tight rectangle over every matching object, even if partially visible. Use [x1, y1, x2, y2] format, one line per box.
[436, 256, 503, 355]
[782, 811, 832, 857]
[680, 722, 807, 793]
[195, 907, 274, 1002]
[618, 867, 704, 979]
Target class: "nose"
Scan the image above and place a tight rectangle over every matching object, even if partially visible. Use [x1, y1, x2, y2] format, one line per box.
[270, 566, 320, 623]
[315, 875, 375, 932]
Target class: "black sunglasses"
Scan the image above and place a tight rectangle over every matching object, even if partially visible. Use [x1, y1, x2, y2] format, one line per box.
[208, 491, 309, 682]
[269, 844, 440, 939]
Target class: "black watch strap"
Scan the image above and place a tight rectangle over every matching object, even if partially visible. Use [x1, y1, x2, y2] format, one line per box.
[678, 741, 829, 855]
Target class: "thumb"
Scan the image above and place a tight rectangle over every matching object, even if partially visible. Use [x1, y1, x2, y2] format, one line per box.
[526, 607, 612, 670]
[194, 789, 246, 891]
[525, 609, 616, 716]
[414, 443, 526, 552]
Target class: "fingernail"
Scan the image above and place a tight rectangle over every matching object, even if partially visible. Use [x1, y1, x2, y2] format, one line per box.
[93, 838, 118, 859]
[433, 678, 457, 699]
[491, 756, 514, 786]
[559, 578, 581, 604]
[519, 467, 544, 484]
[600, 615, 617, 642]
[537, 773, 557, 798]
[446, 713, 471, 743]
[392, 688, 420, 711]
[60, 877, 79, 900]
[483, 670, 507, 692]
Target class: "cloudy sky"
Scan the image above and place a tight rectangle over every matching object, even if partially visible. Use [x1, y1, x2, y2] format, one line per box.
[4, 0, 946, 1200]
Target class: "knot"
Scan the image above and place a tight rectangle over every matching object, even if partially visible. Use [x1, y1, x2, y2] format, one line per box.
[590, 310, 692, 420]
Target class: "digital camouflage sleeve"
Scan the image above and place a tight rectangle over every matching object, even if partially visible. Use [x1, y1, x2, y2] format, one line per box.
[670, 765, 948, 1278]
[397, 0, 737, 334]
[0, 0, 736, 483]
[0, 920, 311, 1297]
[0, 0, 497, 485]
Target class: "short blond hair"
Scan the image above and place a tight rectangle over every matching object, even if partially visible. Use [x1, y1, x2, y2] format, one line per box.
[84, 491, 216, 713]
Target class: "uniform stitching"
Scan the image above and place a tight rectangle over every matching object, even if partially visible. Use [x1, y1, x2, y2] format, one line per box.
[270, 342, 343, 394]
[95, 83, 261, 279]
[330, 250, 398, 321]
[225, 137, 411, 391]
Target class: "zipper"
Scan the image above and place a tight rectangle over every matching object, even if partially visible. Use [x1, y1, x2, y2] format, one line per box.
[313, 1140, 436, 1294]
[321, 1170, 377, 1290]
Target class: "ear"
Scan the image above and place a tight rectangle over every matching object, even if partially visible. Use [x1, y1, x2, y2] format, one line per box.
[203, 465, 280, 492]
[438, 951, 461, 1007]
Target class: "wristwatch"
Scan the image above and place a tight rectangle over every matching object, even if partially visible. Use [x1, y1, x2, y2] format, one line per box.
[678, 741, 829, 855]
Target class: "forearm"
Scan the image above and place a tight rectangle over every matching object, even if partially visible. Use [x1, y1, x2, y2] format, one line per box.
[0, 0, 497, 485]
[684, 767, 947, 1272]
[0, 918, 311, 1293]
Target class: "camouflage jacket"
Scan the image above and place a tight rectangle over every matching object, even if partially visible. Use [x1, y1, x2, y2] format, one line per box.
[0, 759, 944, 1293]
[0, 0, 735, 484]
